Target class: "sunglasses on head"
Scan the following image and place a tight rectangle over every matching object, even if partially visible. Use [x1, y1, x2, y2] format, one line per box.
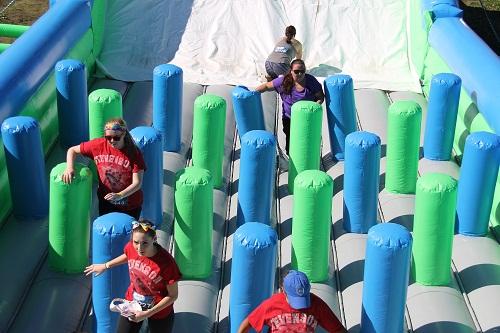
[292, 69, 305, 74]
[132, 221, 156, 232]
[105, 134, 123, 142]
[105, 123, 126, 131]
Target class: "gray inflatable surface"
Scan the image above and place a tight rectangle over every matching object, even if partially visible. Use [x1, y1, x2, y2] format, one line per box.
[2, 81, 500, 333]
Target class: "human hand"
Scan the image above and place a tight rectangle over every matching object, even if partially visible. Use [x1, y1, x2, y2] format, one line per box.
[128, 310, 150, 322]
[104, 192, 123, 202]
[84, 263, 107, 276]
[61, 168, 75, 184]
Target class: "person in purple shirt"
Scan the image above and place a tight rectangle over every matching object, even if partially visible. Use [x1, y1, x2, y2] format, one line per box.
[256, 59, 324, 154]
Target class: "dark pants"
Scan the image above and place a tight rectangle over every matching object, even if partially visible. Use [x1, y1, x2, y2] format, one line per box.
[265, 60, 290, 80]
[116, 312, 175, 333]
[98, 198, 142, 220]
[282, 116, 291, 155]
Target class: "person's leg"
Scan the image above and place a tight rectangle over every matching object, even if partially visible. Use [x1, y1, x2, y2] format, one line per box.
[148, 313, 175, 333]
[282, 116, 291, 155]
[123, 206, 141, 220]
[115, 316, 143, 333]
[265, 61, 278, 80]
[98, 198, 116, 216]
[99, 197, 141, 220]
[275, 62, 291, 77]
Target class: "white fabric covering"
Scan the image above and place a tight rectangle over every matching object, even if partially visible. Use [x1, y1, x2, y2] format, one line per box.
[97, 0, 421, 92]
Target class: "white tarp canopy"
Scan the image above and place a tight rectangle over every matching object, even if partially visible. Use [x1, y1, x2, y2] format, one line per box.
[97, 0, 421, 92]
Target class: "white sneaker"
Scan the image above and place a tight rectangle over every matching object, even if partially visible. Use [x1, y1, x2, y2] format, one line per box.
[109, 298, 142, 318]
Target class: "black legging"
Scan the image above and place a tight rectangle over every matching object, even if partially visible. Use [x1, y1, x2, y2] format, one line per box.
[98, 198, 142, 220]
[115, 312, 174, 333]
[282, 116, 291, 155]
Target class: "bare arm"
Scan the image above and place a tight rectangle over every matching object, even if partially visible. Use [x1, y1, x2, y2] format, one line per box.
[84, 253, 128, 276]
[255, 81, 275, 93]
[62, 145, 81, 184]
[237, 317, 252, 333]
[314, 90, 325, 104]
[293, 39, 303, 60]
[104, 170, 144, 202]
[130, 282, 179, 322]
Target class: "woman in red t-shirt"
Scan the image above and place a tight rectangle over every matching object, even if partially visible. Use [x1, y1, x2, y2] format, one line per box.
[85, 219, 182, 333]
[62, 118, 146, 220]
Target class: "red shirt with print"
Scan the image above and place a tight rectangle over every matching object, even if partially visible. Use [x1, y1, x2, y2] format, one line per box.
[80, 138, 145, 210]
[124, 242, 182, 319]
[248, 292, 343, 333]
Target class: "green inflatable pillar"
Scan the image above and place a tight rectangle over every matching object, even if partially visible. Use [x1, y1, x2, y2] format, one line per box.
[192, 94, 226, 188]
[88, 89, 123, 139]
[48, 163, 92, 273]
[385, 101, 422, 194]
[288, 101, 323, 194]
[412, 173, 457, 285]
[292, 170, 333, 282]
[174, 166, 213, 278]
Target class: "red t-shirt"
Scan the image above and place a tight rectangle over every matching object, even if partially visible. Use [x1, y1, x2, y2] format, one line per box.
[80, 138, 145, 210]
[124, 242, 182, 319]
[248, 292, 343, 333]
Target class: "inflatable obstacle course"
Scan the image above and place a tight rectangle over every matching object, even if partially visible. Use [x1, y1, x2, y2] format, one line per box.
[0, 1, 499, 332]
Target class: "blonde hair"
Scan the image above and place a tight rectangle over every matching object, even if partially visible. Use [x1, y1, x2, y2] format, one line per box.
[104, 118, 139, 157]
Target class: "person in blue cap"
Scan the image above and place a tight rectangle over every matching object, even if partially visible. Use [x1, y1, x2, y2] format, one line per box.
[237, 270, 346, 332]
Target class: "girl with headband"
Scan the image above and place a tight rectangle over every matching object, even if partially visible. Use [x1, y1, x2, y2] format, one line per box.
[62, 118, 146, 220]
[85, 219, 182, 332]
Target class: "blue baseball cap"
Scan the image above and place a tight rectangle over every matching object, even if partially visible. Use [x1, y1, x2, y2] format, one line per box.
[283, 270, 311, 309]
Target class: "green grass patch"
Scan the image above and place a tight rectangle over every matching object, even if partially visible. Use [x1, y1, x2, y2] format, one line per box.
[462, 0, 500, 11]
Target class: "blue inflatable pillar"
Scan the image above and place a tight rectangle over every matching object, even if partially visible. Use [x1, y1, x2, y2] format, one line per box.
[423, 73, 461, 160]
[55, 59, 89, 148]
[229, 222, 277, 333]
[92, 213, 134, 333]
[456, 132, 500, 236]
[324, 74, 357, 161]
[343, 131, 381, 233]
[361, 223, 412, 333]
[237, 130, 276, 226]
[1, 116, 48, 219]
[232, 86, 265, 139]
[130, 126, 163, 227]
[153, 64, 182, 152]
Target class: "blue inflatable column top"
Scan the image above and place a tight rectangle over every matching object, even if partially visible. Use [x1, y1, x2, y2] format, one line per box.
[56, 59, 89, 149]
[153, 64, 183, 152]
[130, 126, 163, 227]
[423, 73, 461, 161]
[92, 213, 134, 333]
[1, 116, 48, 219]
[323, 74, 357, 161]
[456, 132, 500, 236]
[237, 130, 276, 226]
[229, 222, 278, 333]
[343, 131, 381, 233]
[361, 223, 412, 333]
[232, 86, 265, 139]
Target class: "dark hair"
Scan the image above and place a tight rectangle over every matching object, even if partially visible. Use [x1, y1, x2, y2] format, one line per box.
[285, 25, 296, 44]
[104, 118, 140, 158]
[132, 218, 156, 239]
[282, 59, 306, 95]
